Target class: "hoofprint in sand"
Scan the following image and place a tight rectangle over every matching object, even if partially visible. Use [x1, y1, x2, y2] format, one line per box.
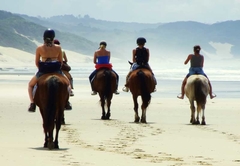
[0, 74, 240, 166]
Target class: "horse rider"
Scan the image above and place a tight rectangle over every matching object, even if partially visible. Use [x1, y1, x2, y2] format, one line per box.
[177, 45, 216, 99]
[89, 41, 120, 95]
[122, 37, 157, 92]
[53, 39, 74, 96]
[28, 28, 72, 112]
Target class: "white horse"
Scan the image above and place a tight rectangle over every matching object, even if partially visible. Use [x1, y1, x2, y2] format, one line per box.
[185, 75, 210, 125]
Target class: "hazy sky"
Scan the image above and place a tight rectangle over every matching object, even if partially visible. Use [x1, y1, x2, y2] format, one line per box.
[1, 0, 240, 23]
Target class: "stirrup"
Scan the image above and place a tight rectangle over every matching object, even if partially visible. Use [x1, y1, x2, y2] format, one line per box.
[65, 101, 72, 110]
[28, 103, 36, 112]
[91, 91, 97, 95]
[122, 86, 129, 92]
[70, 90, 74, 97]
[114, 90, 120, 95]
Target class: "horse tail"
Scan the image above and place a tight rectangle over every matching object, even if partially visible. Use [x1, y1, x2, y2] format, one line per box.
[104, 69, 112, 99]
[45, 76, 58, 131]
[137, 70, 151, 108]
[194, 78, 207, 106]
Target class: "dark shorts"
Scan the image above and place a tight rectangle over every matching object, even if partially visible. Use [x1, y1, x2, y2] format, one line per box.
[186, 67, 207, 78]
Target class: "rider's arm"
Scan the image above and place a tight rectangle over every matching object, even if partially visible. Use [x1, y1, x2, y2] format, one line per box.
[35, 47, 41, 68]
[132, 49, 136, 62]
[93, 51, 97, 64]
[108, 51, 111, 62]
[63, 51, 68, 62]
[184, 54, 192, 65]
[146, 48, 150, 62]
[57, 47, 63, 65]
[201, 55, 204, 67]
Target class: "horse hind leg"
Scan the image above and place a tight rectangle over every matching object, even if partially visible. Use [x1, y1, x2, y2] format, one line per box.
[44, 133, 48, 148]
[54, 114, 63, 149]
[105, 100, 111, 120]
[140, 105, 147, 123]
[201, 105, 206, 125]
[189, 101, 197, 124]
[133, 97, 140, 123]
[100, 97, 106, 120]
[195, 106, 201, 125]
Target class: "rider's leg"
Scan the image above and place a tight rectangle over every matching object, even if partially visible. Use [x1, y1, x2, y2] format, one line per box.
[207, 79, 216, 99]
[122, 71, 132, 92]
[62, 70, 74, 96]
[63, 70, 73, 89]
[89, 70, 98, 95]
[28, 76, 37, 112]
[177, 76, 187, 99]
[112, 70, 120, 94]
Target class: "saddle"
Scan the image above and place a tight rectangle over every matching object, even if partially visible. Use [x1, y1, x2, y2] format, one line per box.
[39, 61, 61, 73]
[95, 63, 112, 70]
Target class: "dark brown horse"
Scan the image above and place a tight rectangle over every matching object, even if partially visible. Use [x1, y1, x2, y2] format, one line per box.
[127, 68, 155, 123]
[34, 73, 69, 149]
[185, 75, 209, 125]
[92, 68, 117, 120]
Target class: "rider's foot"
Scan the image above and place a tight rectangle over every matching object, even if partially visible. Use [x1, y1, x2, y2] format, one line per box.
[70, 90, 74, 97]
[114, 90, 120, 95]
[177, 94, 184, 99]
[122, 86, 129, 92]
[210, 93, 216, 99]
[65, 101, 72, 110]
[28, 103, 36, 112]
[91, 91, 97, 95]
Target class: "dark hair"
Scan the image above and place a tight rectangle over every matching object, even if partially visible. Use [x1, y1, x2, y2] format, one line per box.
[100, 41, 107, 46]
[193, 45, 201, 51]
[54, 39, 60, 45]
[136, 37, 146, 45]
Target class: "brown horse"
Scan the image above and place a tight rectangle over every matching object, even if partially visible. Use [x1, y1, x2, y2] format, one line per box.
[34, 73, 69, 149]
[92, 68, 117, 120]
[185, 75, 210, 125]
[127, 68, 155, 123]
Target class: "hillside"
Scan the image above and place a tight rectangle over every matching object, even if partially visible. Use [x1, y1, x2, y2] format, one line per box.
[0, 10, 96, 55]
[1, 10, 240, 62]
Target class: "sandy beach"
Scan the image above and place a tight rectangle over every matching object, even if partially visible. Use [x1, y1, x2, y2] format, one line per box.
[0, 73, 240, 166]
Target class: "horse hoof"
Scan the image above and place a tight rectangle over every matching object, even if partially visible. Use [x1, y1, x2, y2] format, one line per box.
[201, 121, 206, 125]
[101, 116, 106, 120]
[48, 142, 55, 150]
[105, 113, 111, 119]
[43, 142, 48, 148]
[54, 144, 59, 149]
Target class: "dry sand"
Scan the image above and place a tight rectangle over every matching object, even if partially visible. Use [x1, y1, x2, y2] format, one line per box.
[0, 74, 240, 166]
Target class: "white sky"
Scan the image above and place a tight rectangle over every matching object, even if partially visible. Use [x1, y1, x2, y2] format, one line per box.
[1, 0, 240, 23]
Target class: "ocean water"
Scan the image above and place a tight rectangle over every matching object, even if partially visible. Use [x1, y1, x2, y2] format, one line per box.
[1, 67, 240, 99]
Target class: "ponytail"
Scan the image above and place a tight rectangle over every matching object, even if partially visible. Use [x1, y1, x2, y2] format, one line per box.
[45, 38, 53, 47]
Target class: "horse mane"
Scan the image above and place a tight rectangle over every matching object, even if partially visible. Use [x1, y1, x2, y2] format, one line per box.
[137, 70, 151, 108]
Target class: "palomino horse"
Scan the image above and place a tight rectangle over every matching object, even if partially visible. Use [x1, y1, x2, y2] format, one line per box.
[34, 73, 69, 149]
[92, 68, 117, 120]
[185, 74, 210, 125]
[127, 67, 155, 123]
